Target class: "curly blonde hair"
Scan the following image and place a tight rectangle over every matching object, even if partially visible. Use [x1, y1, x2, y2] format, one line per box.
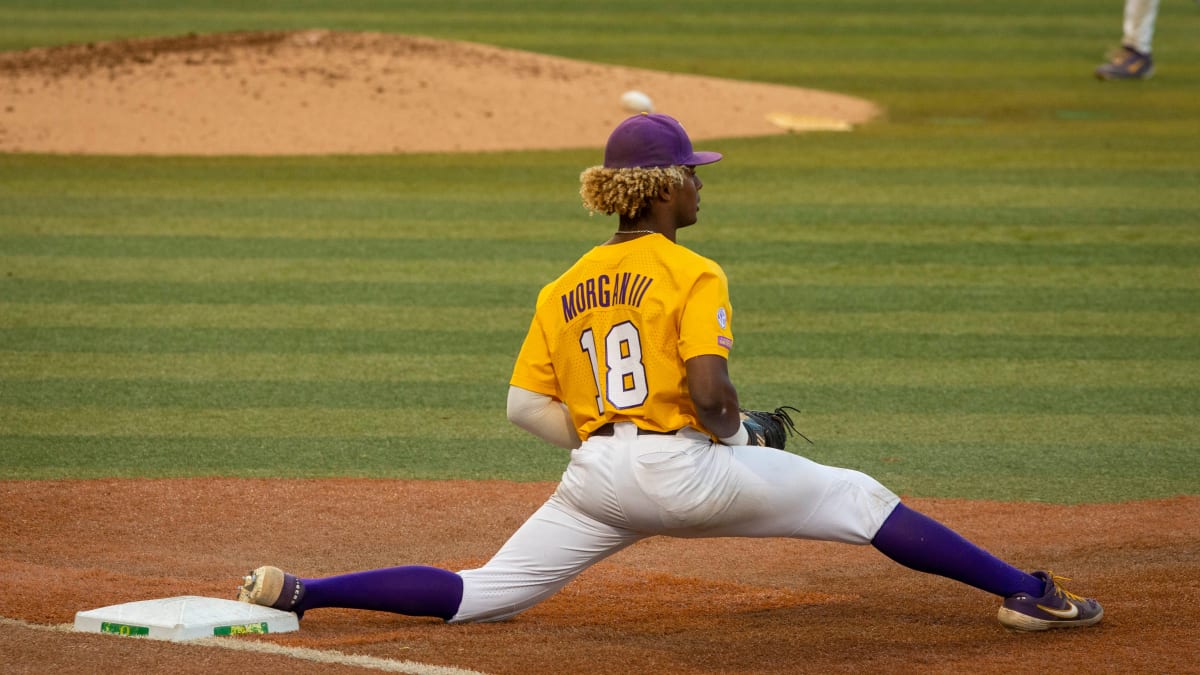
[579, 165, 688, 219]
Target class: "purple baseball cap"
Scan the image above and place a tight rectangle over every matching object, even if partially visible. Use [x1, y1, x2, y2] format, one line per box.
[603, 113, 723, 169]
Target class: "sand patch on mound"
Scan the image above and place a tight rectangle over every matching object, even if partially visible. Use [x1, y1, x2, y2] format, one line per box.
[0, 30, 880, 156]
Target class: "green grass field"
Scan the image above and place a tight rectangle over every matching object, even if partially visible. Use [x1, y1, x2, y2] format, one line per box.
[1, 1, 1198, 502]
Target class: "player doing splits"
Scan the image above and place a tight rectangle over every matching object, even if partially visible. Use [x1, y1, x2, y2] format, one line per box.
[238, 113, 1102, 632]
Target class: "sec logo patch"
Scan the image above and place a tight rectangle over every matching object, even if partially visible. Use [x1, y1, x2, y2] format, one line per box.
[716, 307, 728, 329]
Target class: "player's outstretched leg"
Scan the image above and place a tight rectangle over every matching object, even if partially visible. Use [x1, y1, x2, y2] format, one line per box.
[870, 503, 1102, 630]
[237, 564, 463, 621]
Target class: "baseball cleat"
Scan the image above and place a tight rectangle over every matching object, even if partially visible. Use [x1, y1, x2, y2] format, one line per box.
[996, 570, 1103, 631]
[1094, 46, 1154, 80]
[237, 565, 305, 613]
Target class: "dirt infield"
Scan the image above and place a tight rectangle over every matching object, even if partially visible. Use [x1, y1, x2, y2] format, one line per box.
[0, 30, 879, 156]
[2, 479, 1197, 673]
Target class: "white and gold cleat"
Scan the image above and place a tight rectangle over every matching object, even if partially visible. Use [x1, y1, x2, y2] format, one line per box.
[237, 565, 302, 611]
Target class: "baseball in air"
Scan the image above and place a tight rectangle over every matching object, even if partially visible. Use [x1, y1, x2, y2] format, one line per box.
[620, 90, 654, 113]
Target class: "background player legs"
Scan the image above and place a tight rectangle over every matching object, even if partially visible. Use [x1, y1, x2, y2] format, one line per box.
[1123, 0, 1160, 54]
[1096, 0, 1160, 79]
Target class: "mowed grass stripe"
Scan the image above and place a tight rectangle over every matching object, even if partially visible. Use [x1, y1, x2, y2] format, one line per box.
[5, 237, 1199, 267]
[751, 384, 1197, 415]
[811, 441, 1199, 503]
[729, 264, 1198, 288]
[5, 353, 1196, 388]
[716, 133, 1200, 171]
[5, 213, 1199, 242]
[0, 304, 530, 332]
[3, 155, 1196, 193]
[3, 408, 1193, 447]
[815, 444, 1199, 504]
[708, 178, 1196, 210]
[3, 280, 1196, 312]
[0, 327, 524, 354]
[5, 257, 1197, 288]
[733, 358, 1200, 388]
[3, 305, 1196, 338]
[731, 286, 1197, 313]
[1, 327, 1195, 359]
[2, 380, 1193, 416]
[0, 352, 515, 382]
[0, 280, 534, 306]
[1, 256, 564, 285]
[0, 436, 563, 481]
[0, 407, 522, 438]
[0, 406, 516, 438]
[738, 332, 1199, 359]
[0, 380, 503, 409]
[810, 441, 1199, 480]
[0, 237, 590, 262]
[735, 311, 1200, 337]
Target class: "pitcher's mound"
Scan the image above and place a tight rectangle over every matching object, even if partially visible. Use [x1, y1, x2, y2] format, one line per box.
[0, 30, 881, 156]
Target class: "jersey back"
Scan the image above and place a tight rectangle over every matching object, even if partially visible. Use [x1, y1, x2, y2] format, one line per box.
[510, 235, 734, 438]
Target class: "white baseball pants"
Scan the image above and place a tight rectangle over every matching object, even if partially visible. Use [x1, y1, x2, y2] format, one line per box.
[452, 422, 900, 622]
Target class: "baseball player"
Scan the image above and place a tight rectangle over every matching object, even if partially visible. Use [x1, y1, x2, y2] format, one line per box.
[238, 113, 1102, 632]
[1095, 0, 1160, 79]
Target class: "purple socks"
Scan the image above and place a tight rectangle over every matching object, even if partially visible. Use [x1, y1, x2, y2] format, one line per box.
[871, 503, 1043, 598]
[295, 565, 464, 621]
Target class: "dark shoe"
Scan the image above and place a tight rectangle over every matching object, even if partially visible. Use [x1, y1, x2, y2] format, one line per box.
[997, 570, 1103, 631]
[1095, 46, 1154, 80]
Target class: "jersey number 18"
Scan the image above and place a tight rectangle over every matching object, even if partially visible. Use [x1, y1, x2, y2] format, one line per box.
[579, 321, 649, 413]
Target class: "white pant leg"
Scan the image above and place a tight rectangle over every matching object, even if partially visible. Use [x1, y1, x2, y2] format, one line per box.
[691, 443, 901, 543]
[450, 499, 643, 623]
[563, 424, 901, 545]
[1123, 0, 1161, 53]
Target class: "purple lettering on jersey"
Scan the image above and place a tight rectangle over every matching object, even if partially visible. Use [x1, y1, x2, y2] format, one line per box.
[615, 272, 631, 304]
[718, 335, 733, 349]
[559, 273, 656, 323]
[630, 274, 643, 299]
[632, 278, 653, 306]
[598, 274, 611, 306]
[561, 293, 577, 322]
[584, 278, 598, 310]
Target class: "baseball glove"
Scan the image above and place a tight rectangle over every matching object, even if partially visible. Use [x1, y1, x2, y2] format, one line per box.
[739, 406, 812, 450]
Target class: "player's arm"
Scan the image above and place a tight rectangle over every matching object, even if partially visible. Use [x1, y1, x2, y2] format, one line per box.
[506, 385, 582, 449]
[684, 354, 747, 444]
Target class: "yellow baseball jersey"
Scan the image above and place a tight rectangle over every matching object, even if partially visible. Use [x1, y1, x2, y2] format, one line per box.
[510, 234, 734, 438]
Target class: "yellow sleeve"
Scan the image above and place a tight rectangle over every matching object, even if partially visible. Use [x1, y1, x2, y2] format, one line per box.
[678, 263, 734, 361]
[510, 289, 560, 397]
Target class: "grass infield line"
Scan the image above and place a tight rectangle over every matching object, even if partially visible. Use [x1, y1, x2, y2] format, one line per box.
[0, 616, 488, 675]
